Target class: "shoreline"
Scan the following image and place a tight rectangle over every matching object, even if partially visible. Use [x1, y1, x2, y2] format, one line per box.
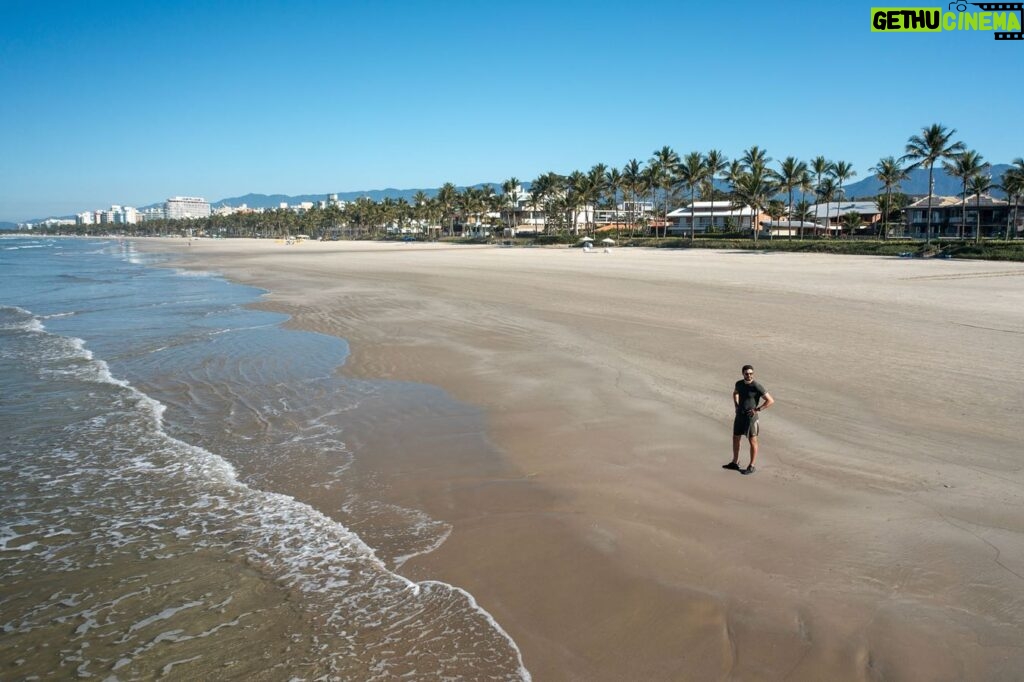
[134, 237, 1024, 680]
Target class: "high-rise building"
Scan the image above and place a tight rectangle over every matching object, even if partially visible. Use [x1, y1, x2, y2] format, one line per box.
[140, 207, 166, 221]
[115, 206, 139, 224]
[164, 196, 211, 220]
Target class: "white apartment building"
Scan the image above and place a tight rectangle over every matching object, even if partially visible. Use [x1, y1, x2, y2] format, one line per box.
[164, 196, 211, 220]
[317, 194, 347, 209]
[666, 201, 766, 233]
[79, 205, 139, 225]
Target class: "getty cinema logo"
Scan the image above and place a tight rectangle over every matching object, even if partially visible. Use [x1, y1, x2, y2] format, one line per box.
[871, 3, 1023, 39]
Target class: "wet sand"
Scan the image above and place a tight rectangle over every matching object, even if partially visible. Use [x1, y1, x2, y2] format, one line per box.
[140, 238, 1024, 681]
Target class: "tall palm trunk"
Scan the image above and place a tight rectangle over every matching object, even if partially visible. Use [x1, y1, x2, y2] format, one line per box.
[650, 187, 657, 238]
[788, 188, 794, 241]
[825, 193, 831, 238]
[975, 192, 983, 245]
[925, 165, 935, 244]
[1006, 193, 1015, 239]
[709, 190, 716, 237]
[689, 187, 696, 241]
[662, 187, 670, 240]
[836, 183, 843, 238]
[1013, 196, 1020, 240]
[961, 179, 968, 240]
[884, 186, 892, 240]
[626, 189, 634, 237]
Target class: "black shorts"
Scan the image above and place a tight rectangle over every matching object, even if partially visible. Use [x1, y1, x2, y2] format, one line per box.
[733, 413, 759, 438]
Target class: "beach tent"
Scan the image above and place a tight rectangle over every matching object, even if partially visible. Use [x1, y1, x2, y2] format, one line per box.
[601, 238, 615, 245]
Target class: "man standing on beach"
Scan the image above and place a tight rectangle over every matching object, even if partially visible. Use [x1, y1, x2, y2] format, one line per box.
[724, 365, 774, 475]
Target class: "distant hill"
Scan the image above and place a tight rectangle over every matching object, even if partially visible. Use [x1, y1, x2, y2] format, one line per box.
[212, 183, 507, 208]
[843, 164, 1011, 199]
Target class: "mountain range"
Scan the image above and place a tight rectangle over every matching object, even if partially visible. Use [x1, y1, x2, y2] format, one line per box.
[209, 185, 504, 209]
[836, 164, 1012, 200]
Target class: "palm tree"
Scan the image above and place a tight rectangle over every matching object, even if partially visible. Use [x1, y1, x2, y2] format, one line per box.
[639, 164, 659, 237]
[724, 160, 748, 235]
[810, 156, 834, 234]
[502, 177, 521, 232]
[766, 200, 786, 240]
[704, 150, 729, 236]
[578, 168, 603, 235]
[796, 169, 814, 238]
[774, 157, 809, 241]
[870, 156, 910, 239]
[436, 182, 458, 237]
[1000, 158, 1024, 240]
[412, 190, 429, 234]
[676, 151, 707, 240]
[530, 173, 553, 235]
[604, 167, 624, 238]
[830, 161, 856, 238]
[566, 170, 591, 234]
[902, 123, 966, 243]
[968, 173, 994, 243]
[816, 177, 838, 237]
[841, 211, 863, 238]
[622, 159, 643, 237]
[742, 145, 771, 173]
[588, 164, 608, 235]
[395, 197, 411, 235]
[792, 199, 815, 225]
[942, 151, 988, 239]
[650, 146, 680, 238]
[730, 165, 778, 244]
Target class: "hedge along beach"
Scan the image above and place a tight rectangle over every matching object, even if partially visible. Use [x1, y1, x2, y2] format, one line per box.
[124, 240, 1024, 678]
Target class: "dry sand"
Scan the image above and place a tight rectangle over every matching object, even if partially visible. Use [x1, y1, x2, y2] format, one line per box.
[140, 238, 1024, 681]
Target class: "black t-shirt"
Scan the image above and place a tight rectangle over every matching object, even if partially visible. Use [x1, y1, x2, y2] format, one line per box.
[735, 380, 767, 415]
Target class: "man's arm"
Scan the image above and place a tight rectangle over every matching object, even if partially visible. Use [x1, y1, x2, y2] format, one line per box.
[756, 393, 775, 413]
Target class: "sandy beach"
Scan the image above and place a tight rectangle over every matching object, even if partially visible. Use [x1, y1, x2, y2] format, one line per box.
[139, 238, 1024, 681]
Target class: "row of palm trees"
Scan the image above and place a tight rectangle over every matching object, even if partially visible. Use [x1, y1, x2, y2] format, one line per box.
[53, 124, 1023, 243]
[400, 124, 1018, 243]
[505, 123, 1020, 243]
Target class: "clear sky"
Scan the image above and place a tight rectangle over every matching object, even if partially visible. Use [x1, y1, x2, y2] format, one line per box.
[2, 0, 1022, 221]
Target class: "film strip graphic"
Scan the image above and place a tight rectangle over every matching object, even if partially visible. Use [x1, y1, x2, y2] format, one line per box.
[967, 2, 1024, 39]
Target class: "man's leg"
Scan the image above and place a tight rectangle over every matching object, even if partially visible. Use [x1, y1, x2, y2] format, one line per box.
[748, 435, 758, 467]
[732, 435, 741, 464]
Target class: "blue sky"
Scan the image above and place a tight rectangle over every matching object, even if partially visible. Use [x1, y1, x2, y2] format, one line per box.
[2, 0, 1021, 221]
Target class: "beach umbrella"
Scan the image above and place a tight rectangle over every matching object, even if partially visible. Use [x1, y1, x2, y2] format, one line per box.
[601, 238, 616, 244]
[579, 236, 594, 242]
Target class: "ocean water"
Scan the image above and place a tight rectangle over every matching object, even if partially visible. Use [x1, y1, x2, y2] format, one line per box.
[0, 237, 529, 680]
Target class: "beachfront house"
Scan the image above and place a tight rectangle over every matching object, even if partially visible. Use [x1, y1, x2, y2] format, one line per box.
[903, 194, 1017, 238]
[666, 202, 768, 235]
[806, 201, 882, 235]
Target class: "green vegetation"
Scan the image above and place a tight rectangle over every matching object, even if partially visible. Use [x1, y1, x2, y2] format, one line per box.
[25, 123, 1024, 264]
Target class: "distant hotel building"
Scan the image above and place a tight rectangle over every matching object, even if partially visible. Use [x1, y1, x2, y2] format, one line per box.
[164, 196, 211, 220]
[77, 205, 139, 225]
[140, 207, 166, 221]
